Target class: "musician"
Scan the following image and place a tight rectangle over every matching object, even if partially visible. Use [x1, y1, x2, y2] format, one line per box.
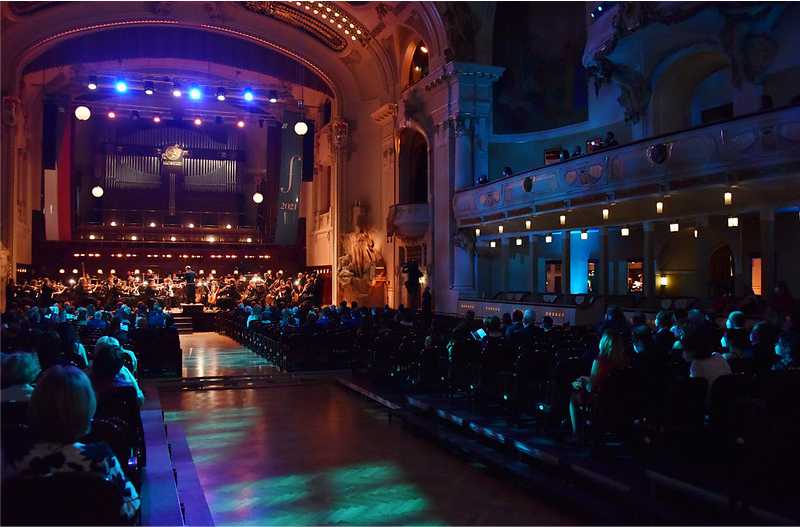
[184, 266, 196, 304]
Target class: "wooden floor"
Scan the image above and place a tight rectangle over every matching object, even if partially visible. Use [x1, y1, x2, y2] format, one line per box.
[180, 332, 279, 378]
[161, 333, 577, 525]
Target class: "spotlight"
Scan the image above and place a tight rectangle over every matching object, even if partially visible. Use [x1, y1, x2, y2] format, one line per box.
[193, 117, 202, 126]
[268, 90, 278, 103]
[153, 115, 161, 123]
[91, 185, 104, 198]
[216, 87, 226, 101]
[294, 121, 309, 135]
[189, 86, 202, 100]
[88, 76, 98, 90]
[74, 106, 91, 121]
[115, 80, 127, 93]
[236, 119, 245, 128]
[144, 81, 154, 95]
[243, 87, 254, 101]
[172, 83, 182, 97]
[252, 192, 264, 204]
[107, 111, 116, 119]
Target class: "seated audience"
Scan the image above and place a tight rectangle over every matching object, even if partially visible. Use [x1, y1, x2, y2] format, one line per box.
[569, 330, 629, 439]
[772, 331, 800, 371]
[1, 353, 41, 402]
[91, 337, 145, 406]
[679, 322, 731, 402]
[5, 365, 140, 520]
[87, 310, 108, 330]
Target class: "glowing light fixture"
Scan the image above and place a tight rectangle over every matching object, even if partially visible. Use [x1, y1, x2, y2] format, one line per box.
[525, 219, 532, 230]
[115, 80, 127, 93]
[91, 185, 104, 198]
[474, 228, 481, 237]
[170, 236, 177, 242]
[560, 215, 566, 226]
[59, 268, 65, 274]
[498, 225, 504, 234]
[187, 223, 195, 228]
[694, 229, 699, 238]
[74, 106, 91, 121]
[153, 115, 161, 123]
[656, 201, 664, 214]
[216, 87, 226, 101]
[490, 241, 497, 248]
[602, 208, 609, 220]
[109, 221, 117, 227]
[516, 238, 523, 246]
[724, 191, 733, 206]
[144, 81, 154, 95]
[172, 83, 182, 97]
[728, 216, 739, 228]
[294, 121, 309, 136]
[659, 275, 668, 287]
[670, 223, 679, 232]
[420, 45, 429, 54]
[87, 76, 98, 90]
[225, 224, 232, 229]
[246, 237, 253, 243]
[207, 235, 216, 243]
[130, 235, 138, 241]
[193, 117, 202, 126]
[621, 227, 630, 237]
[545, 234, 553, 243]
[149, 222, 157, 228]
[107, 111, 116, 119]
[243, 87, 254, 101]
[580, 230, 589, 240]
[268, 90, 278, 103]
[189, 86, 202, 100]
[88, 234, 96, 240]
[252, 192, 264, 204]
[236, 119, 245, 128]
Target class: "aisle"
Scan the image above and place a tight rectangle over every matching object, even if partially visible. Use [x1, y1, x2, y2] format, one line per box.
[180, 332, 278, 378]
[160, 380, 577, 526]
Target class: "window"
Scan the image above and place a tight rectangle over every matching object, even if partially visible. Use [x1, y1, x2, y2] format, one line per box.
[587, 260, 597, 293]
[545, 260, 562, 293]
[751, 257, 762, 295]
[408, 43, 429, 86]
[627, 260, 643, 293]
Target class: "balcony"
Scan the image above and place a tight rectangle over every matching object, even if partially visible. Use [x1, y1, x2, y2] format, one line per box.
[454, 106, 800, 224]
[388, 203, 430, 241]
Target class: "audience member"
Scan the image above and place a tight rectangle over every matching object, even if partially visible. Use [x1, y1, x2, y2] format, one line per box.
[1, 352, 41, 402]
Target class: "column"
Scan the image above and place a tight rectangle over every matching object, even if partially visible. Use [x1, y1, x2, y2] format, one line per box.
[453, 115, 473, 190]
[643, 221, 656, 298]
[694, 215, 710, 298]
[528, 234, 538, 294]
[500, 237, 511, 292]
[598, 227, 609, 296]
[562, 232, 571, 295]
[760, 209, 775, 297]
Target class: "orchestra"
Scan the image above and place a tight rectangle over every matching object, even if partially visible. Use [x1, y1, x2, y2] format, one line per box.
[7, 269, 323, 312]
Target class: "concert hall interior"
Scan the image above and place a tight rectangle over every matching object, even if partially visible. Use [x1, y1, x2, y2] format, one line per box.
[2, 1, 800, 526]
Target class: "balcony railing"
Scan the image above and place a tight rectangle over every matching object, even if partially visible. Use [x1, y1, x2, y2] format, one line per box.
[454, 105, 800, 223]
[388, 203, 430, 241]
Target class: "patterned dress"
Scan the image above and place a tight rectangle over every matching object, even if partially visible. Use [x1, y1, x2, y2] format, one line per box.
[6, 441, 140, 519]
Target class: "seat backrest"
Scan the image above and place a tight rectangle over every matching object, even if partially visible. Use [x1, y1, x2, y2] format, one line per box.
[1, 472, 125, 525]
[1, 400, 30, 427]
[709, 373, 753, 423]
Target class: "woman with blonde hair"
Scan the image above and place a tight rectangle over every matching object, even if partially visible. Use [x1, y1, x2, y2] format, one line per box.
[569, 329, 629, 439]
[6, 365, 140, 519]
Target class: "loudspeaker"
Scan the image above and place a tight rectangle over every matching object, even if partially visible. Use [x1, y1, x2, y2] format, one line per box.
[302, 122, 315, 182]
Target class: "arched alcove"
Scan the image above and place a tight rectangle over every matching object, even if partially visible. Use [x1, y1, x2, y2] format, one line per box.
[649, 47, 731, 135]
[398, 128, 428, 205]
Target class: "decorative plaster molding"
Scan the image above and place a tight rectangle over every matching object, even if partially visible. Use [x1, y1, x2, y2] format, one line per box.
[370, 103, 397, 126]
[330, 119, 349, 152]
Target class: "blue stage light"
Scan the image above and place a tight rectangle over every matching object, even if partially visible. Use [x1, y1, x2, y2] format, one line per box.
[115, 80, 128, 93]
[243, 87, 254, 101]
[189, 87, 202, 100]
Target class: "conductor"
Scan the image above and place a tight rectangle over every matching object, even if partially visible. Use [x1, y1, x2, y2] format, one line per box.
[184, 265, 197, 304]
